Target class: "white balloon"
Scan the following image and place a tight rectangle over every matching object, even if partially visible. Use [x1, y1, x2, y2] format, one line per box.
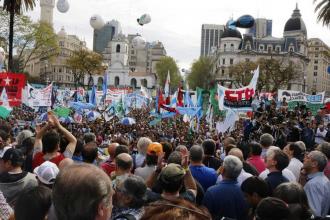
[137, 14, 151, 26]
[90, 15, 105, 30]
[57, 0, 69, 13]
[132, 36, 146, 49]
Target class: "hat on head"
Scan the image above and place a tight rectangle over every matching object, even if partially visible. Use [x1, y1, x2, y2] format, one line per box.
[158, 163, 186, 184]
[1, 148, 24, 166]
[256, 197, 290, 220]
[147, 142, 163, 156]
[16, 130, 34, 146]
[34, 161, 59, 185]
[0, 146, 12, 159]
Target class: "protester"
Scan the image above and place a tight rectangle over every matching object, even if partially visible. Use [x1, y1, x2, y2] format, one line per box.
[0, 191, 13, 220]
[316, 142, 330, 179]
[0, 148, 38, 206]
[247, 142, 266, 173]
[133, 137, 152, 169]
[52, 163, 113, 220]
[203, 155, 248, 220]
[189, 145, 217, 192]
[34, 161, 59, 189]
[14, 186, 52, 220]
[302, 150, 330, 218]
[112, 153, 133, 188]
[202, 139, 222, 170]
[259, 133, 274, 159]
[283, 143, 304, 181]
[82, 141, 98, 164]
[100, 143, 119, 176]
[255, 197, 290, 220]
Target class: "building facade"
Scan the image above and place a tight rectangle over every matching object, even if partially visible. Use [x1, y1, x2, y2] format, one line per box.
[307, 38, 330, 95]
[40, 0, 55, 25]
[200, 24, 225, 57]
[93, 20, 122, 54]
[211, 5, 309, 92]
[247, 18, 272, 39]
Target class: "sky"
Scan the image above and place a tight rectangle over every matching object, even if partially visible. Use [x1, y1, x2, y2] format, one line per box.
[27, 0, 330, 70]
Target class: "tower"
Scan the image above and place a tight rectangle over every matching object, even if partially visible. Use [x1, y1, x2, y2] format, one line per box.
[40, 0, 55, 25]
[110, 34, 129, 67]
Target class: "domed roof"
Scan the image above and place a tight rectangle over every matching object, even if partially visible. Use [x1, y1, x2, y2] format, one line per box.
[221, 28, 242, 39]
[57, 27, 67, 38]
[284, 4, 307, 35]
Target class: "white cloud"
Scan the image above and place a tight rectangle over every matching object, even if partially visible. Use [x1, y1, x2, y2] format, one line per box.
[26, 0, 330, 69]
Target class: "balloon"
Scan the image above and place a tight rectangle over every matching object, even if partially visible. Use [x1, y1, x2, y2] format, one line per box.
[132, 36, 146, 49]
[57, 0, 69, 13]
[226, 19, 237, 30]
[137, 14, 151, 26]
[235, 15, 255, 28]
[90, 15, 105, 30]
[327, 66, 330, 74]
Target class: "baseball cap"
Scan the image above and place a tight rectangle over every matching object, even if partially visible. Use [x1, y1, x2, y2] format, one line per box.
[147, 142, 163, 156]
[0, 146, 12, 159]
[158, 163, 186, 184]
[16, 130, 34, 146]
[34, 161, 59, 185]
[1, 148, 24, 166]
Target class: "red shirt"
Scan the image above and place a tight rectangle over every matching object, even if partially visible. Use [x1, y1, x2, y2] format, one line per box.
[100, 160, 116, 177]
[247, 155, 266, 174]
[32, 152, 65, 169]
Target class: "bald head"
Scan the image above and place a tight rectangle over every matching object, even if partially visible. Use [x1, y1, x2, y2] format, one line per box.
[228, 148, 244, 161]
[116, 153, 133, 172]
[108, 143, 119, 160]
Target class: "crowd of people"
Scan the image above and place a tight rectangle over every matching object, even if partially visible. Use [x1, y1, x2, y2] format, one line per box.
[0, 97, 329, 220]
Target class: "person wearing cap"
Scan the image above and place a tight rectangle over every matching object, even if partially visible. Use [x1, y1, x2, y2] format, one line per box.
[302, 151, 330, 218]
[0, 148, 38, 206]
[135, 142, 162, 181]
[203, 155, 248, 220]
[34, 161, 59, 188]
[32, 112, 77, 169]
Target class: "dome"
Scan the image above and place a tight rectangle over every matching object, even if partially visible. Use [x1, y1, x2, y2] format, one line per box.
[57, 27, 67, 38]
[221, 28, 242, 39]
[284, 4, 307, 35]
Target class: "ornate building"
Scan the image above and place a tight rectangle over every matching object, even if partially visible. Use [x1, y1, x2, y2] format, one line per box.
[211, 5, 309, 91]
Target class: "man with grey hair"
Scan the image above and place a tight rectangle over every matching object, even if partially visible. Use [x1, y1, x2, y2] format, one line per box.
[260, 133, 274, 159]
[134, 137, 152, 169]
[112, 175, 146, 220]
[83, 132, 96, 144]
[303, 151, 330, 218]
[189, 145, 217, 191]
[203, 155, 247, 219]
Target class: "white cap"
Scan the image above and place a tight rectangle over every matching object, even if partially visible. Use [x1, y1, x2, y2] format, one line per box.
[34, 161, 59, 185]
[0, 146, 12, 158]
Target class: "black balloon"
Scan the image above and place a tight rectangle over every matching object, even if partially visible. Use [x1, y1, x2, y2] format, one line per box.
[235, 15, 255, 28]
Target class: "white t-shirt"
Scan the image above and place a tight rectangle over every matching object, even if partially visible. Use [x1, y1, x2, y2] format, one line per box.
[259, 168, 297, 182]
[287, 158, 303, 181]
[315, 128, 327, 144]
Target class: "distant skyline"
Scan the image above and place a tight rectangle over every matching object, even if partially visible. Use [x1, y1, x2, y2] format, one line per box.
[27, 0, 330, 70]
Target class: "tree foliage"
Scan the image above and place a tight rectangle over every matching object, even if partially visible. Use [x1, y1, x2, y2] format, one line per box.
[155, 56, 182, 90]
[314, 0, 330, 27]
[187, 57, 214, 90]
[66, 49, 104, 88]
[229, 58, 300, 92]
[0, 10, 59, 72]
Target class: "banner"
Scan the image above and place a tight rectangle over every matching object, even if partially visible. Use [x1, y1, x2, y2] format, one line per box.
[278, 90, 325, 104]
[218, 67, 259, 112]
[26, 83, 52, 107]
[0, 73, 26, 106]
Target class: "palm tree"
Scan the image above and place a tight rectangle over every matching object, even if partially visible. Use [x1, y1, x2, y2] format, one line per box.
[314, 0, 330, 27]
[2, 0, 36, 71]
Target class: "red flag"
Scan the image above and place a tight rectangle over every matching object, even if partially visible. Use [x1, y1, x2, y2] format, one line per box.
[177, 83, 184, 107]
[0, 73, 26, 106]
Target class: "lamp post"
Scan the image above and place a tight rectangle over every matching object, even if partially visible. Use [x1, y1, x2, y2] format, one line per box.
[303, 75, 306, 93]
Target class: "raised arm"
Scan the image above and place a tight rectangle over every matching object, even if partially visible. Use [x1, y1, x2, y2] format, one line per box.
[33, 123, 50, 156]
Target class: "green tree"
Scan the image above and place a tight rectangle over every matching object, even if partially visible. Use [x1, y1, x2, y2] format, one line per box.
[66, 49, 104, 89]
[314, 0, 330, 27]
[229, 58, 300, 92]
[0, 10, 59, 72]
[187, 57, 214, 90]
[2, 0, 36, 71]
[155, 56, 182, 90]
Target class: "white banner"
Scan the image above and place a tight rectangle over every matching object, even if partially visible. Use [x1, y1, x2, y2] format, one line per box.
[25, 83, 53, 107]
[278, 90, 325, 104]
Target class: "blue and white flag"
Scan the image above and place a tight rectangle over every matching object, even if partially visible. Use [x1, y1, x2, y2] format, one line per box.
[89, 86, 97, 106]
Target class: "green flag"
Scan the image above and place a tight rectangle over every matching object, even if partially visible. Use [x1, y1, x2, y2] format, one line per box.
[0, 106, 11, 119]
[54, 107, 71, 117]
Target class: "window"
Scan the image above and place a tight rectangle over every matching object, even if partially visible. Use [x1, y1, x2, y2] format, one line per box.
[59, 68, 62, 73]
[267, 46, 272, 53]
[131, 50, 135, 55]
[314, 60, 318, 64]
[230, 59, 234, 65]
[314, 66, 318, 70]
[221, 69, 225, 76]
[315, 47, 319, 51]
[245, 58, 250, 62]
[224, 44, 227, 51]
[230, 44, 234, 51]
[130, 78, 137, 88]
[222, 59, 225, 65]
[116, 44, 121, 53]
[115, 76, 120, 86]
[315, 54, 319, 58]
[259, 45, 264, 51]
[314, 72, 317, 76]
[59, 41, 64, 47]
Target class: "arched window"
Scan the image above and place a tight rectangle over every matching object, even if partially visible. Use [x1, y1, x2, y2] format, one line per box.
[141, 79, 148, 87]
[230, 44, 234, 51]
[115, 76, 120, 86]
[131, 78, 137, 88]
[116, 44, 121, 53]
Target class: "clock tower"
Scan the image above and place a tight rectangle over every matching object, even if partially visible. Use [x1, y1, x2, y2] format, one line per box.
[40, 0, 55, 25]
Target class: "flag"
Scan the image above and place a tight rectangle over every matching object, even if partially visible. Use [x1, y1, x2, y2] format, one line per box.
[54, 107, 71, 117]
[102, 72, 108, 99]
[177, 84, 184, 107]
[184, 90, 194, 107]
[0, 88, 12, 119]
[164, 71, 170, 98]
[89, 86, 96, 106]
